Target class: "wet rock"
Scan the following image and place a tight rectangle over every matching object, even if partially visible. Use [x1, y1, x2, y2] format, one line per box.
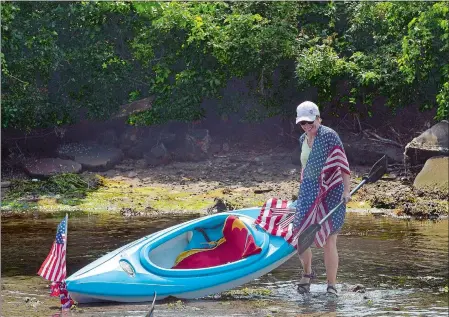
[58, 143, 124, 172]
[351, 284, 366, 293]
[405, 120, 449, 166]
[207, 198, 235, 214]
[23, 158, 82, 178]
[413, 156, 449, 193]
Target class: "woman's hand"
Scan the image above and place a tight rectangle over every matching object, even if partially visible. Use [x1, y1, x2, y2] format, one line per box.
[342, 191, 351, 203]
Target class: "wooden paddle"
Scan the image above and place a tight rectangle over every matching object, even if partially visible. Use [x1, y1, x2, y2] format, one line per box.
[296, 155, 388, 255]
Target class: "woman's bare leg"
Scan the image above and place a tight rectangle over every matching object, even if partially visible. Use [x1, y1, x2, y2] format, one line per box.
[298, 247, 313, 284]
[323, 234, 338, 286]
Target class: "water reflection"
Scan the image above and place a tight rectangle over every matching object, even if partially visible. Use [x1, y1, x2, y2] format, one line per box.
[1, 212, 448, 316]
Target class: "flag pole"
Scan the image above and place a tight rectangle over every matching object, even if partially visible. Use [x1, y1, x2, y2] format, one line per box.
[64, 213, 68, 279]
[65, 213, 68, 248]
[65, 213, 68, 237]
[60, 213, 74, 309]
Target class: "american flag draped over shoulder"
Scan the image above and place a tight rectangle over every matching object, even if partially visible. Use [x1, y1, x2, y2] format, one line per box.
[295, 142, 350, 248]
[38, 217, 67, 282]
[255, 126, 350, 248]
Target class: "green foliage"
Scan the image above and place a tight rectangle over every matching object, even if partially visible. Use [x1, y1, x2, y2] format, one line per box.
[1, 2, 139, 130]
[296, 45, 346, 101]
[399, 3, 449, 119]
[294, 2, 447, 117]
[1, 2, 448, 131]
[128, 2, 298, 125]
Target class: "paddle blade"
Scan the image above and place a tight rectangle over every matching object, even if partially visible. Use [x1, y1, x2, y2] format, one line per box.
[296, 224, 321, 255]
[365, 155, 388, 184]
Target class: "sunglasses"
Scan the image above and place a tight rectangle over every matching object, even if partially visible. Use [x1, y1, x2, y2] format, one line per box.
[299, 120, 315, 125]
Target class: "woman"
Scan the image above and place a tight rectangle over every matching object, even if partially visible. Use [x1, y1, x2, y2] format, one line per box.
[292, 101, 351, 297]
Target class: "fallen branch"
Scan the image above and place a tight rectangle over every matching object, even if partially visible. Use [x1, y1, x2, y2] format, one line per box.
[364, 130, 403, 148]
[354, 114, 362, 134]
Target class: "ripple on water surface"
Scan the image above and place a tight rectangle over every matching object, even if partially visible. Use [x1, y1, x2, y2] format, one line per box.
[1, 212, 448, 316]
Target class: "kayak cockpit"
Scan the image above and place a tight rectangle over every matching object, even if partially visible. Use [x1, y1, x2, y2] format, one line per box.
[140, 214, 269, 276]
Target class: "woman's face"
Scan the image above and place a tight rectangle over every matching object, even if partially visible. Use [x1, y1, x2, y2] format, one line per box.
[300, 117, 319, 134]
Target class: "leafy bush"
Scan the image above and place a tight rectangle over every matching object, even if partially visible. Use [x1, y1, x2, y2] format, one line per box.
[1, 2, 447, 131]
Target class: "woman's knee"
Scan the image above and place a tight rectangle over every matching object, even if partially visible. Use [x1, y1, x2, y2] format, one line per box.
[298, 247, 312, 260]
[324, 234, 337, 250]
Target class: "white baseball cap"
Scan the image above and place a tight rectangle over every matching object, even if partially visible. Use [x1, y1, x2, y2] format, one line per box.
[295, 101, 320, 124]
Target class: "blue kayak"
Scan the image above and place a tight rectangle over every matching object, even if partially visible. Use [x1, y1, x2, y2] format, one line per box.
[66, 207, 296, 303]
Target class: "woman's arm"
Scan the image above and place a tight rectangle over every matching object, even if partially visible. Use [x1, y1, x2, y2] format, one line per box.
[342, 171, 351, 202]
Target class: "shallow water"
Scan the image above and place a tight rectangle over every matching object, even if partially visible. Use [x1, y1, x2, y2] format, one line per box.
[1, 212, 448, 316]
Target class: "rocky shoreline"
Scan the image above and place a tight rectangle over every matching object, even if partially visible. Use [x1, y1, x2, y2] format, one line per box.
[1, 147, 447, 219]
[2, 120, 448, 218]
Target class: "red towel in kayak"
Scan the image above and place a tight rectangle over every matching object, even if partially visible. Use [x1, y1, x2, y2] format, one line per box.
[172, 215, 262, 269]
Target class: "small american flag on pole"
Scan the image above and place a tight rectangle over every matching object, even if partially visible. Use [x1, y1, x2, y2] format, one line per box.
[38, 215, 68, 282]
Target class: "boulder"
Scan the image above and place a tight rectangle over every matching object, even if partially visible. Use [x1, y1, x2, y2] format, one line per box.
[118, 126, 145, 152]
[159, 132, 178, 150]
[114, 97, 154, 118]
[23, 158, 82, 178]
[150, 143, 168, 159]
[57, 143, 124, 171]
[345, 143, 403, 165]
[183, 129, 212, 162]
[143, 143, 170, 166]
[405, 120, 449, 166]
[125, 139, 154, 159]
[96, 129, 118, 147]
[413, 156, 449, 193]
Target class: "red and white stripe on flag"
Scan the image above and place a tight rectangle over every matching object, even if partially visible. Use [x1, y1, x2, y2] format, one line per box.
[38, 237, 67, 282]
[321, 146, 350, 191]
[38, 218, 67, 282]
[254, 198, 297, 246]
[305, 145, 349, 247]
